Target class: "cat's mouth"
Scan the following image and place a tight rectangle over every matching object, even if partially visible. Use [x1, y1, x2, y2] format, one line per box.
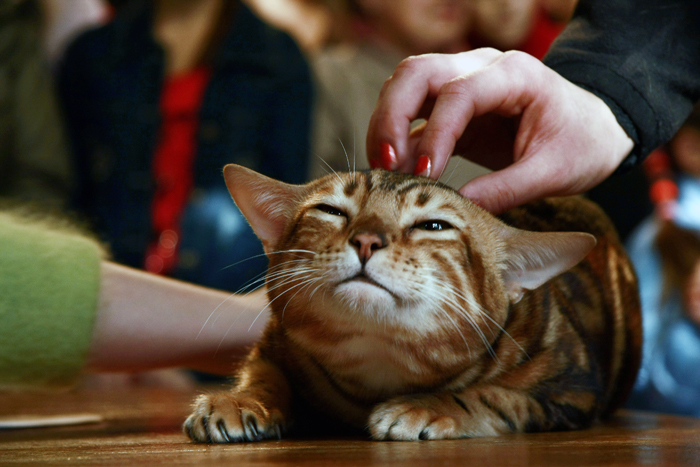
[339, 273, 395, 296]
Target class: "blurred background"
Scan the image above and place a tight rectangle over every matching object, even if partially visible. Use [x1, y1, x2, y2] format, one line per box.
[12, 0, 700, 418]
[1, 0, 581, 293]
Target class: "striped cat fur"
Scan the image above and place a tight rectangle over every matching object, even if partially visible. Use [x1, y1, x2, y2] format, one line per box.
[184, 165, 641, 442]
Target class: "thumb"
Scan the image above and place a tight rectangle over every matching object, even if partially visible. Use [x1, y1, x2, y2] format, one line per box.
[458, 162, 554, 214]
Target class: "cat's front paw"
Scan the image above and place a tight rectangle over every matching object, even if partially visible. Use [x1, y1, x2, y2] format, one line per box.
[368, 393, 467, 441]
[184, 393, 286, 443]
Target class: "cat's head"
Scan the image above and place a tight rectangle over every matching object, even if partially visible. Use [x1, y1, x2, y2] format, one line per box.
[224, 164, 595, 337]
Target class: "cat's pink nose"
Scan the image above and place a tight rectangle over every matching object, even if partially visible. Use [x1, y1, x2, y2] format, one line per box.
[350, 231, 386, 264]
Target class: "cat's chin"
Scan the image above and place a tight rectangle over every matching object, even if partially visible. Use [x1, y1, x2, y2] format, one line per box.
[339, 274, 394, 295]
[336, 279, 393, 299]
[329, 282, 438, 331]
[333, 278, 399, 312]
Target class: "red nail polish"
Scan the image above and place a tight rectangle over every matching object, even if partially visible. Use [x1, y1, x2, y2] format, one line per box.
[414, 155, 431, 177]
[380, 142, 396, 170]
[369, 158, 380, 169]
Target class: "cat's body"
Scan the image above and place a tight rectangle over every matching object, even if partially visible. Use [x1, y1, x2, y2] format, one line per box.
[185, 166, 641, 442]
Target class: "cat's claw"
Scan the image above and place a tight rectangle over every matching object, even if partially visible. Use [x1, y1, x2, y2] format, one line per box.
[368, 394, 467, 441]
[184, 393, 285, 443]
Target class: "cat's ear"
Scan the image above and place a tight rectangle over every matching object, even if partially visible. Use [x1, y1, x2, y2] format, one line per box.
[223, 164, 305, 255]
[498, 226, 597, 304]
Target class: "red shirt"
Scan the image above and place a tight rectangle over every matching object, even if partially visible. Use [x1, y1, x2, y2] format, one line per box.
[145, 67, 212, 275]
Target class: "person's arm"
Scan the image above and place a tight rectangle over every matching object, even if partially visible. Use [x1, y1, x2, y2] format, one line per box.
[0, 211, 269, 390]
[0, 212, 102, 389]
[544, 0, 700, 171]
[366, 49, 634, 213]
[366, 0, 700, 214]
[87, 262, 268, 375]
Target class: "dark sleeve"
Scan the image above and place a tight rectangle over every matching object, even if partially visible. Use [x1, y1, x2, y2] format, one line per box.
[543, 0, 700, 169]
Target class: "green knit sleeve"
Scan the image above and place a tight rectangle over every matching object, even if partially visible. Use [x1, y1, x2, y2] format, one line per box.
[0, 212, 103, 389]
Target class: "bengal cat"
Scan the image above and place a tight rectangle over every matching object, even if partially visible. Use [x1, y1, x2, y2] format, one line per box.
[184, 165, 641, 442]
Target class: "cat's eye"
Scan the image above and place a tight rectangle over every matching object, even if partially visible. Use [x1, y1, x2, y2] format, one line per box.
[413, 220, 454, 231]
[314, 204, 347, 217]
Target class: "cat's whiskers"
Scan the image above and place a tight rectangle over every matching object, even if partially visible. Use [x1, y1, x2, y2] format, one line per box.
[316, 155, 344, 184]
[265, 260, 315, 278]
[225, 259, 314, 301]
[432, 302, 473, 360]
[440, 282, 500, 340]
[307, 273, 330, 302]
[216, 296, 273, 352]
[281, 274, 329, 320]
[202, 273, 310, 348]
[428, 287, 492, 360]
[233, 251, 317, 293]
[264, 263, 324, 296]
[199, 257, 318, 340]
[441, 282, 530, 361]
[265, 268, 329, 325]
[294, 273, 336, 326]
[208, 268, 322, 354]
[440, 157, 462, 187]
[352, 130, 357, 174]
[219, 249, 315, 272]
[337, 137, 352, 174]
[197, 291, 249, 341]
[217, 271, 319, 349]
[265, 268, 319, 295]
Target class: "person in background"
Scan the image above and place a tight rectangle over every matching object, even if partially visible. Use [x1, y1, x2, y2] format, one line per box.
[624, 106, 700, 417]
[365, 0, 700, 215]
[0, 0, 73, 209]
[539, 0, 577, 23]
[243, 0, 334, 53]
[58, 0, 313, 292]
[40, 0, 109, 69]
[309, 0, 488, 188]
[0, 0, 110, 212]
[468, 0, 564, 60]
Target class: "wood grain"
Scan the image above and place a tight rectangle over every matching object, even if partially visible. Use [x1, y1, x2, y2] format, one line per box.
[1, 386, 699, 466]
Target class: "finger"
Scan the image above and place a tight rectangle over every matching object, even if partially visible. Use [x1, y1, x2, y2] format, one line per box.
[458, 138, 601, 215]
[413, 51, 546, 179]
[458, 159, 558, 214]
[366, 49, 503, 170]
[400, 123, 426, 173]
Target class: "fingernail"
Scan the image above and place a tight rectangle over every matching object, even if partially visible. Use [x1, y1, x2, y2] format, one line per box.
[413, 155, 431, 177]
[369, 158, 380, 169]
[380, 142, 397, 170]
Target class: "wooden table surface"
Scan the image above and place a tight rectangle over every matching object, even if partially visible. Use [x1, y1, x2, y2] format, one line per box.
[1, 386, 700, 466]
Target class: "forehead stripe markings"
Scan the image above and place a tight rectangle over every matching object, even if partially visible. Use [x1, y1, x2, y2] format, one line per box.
[344, 180, 358, 196]
[417, 192, 431, 206]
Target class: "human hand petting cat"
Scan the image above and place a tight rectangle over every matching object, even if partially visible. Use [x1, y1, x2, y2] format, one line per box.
[366, 49, 634, 214]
